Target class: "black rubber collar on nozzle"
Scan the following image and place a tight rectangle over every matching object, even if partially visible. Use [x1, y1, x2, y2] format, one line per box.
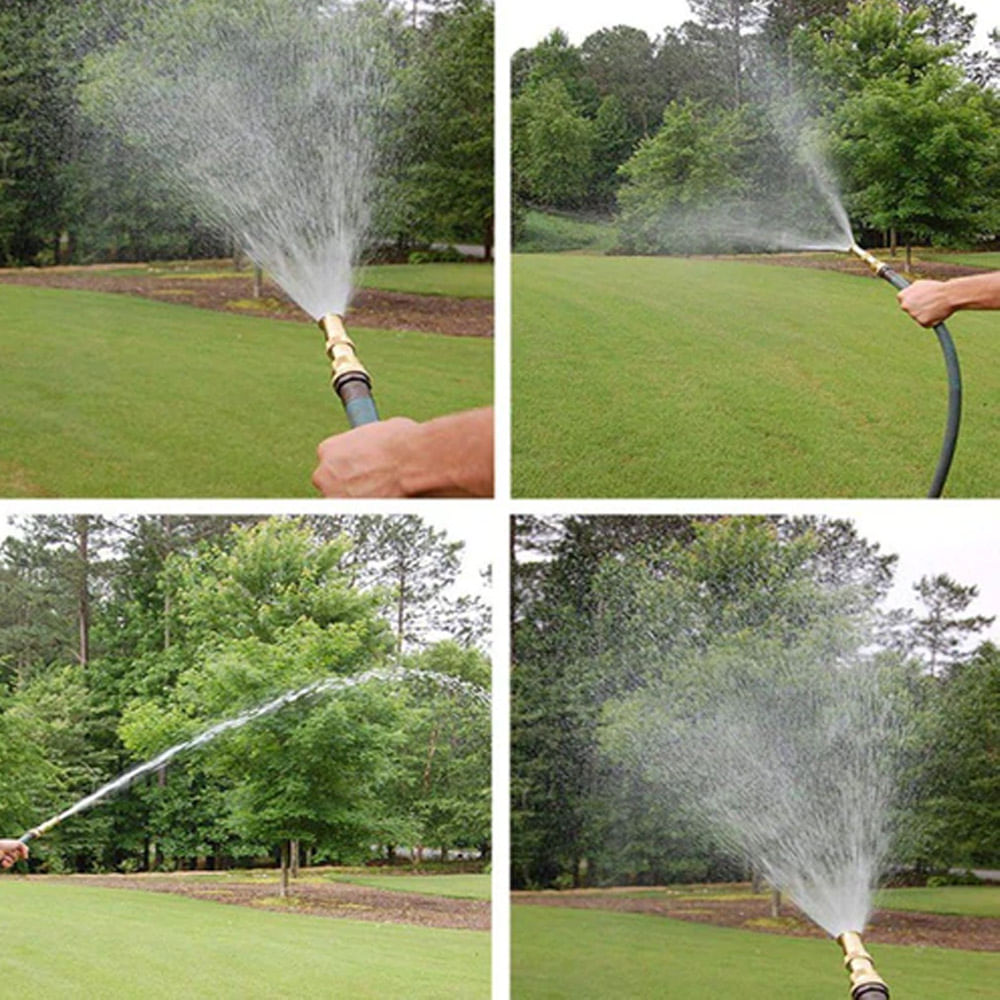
[853, 985, 890, 1000]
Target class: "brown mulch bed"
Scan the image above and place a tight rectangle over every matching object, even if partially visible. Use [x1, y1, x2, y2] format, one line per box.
[0, 266, 493, 338]
[513, 888, 1000, 951]
[39, 873, 489, 931]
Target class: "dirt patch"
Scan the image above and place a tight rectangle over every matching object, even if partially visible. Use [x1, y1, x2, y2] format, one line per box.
[513, 888, 1000, 951]
[0, 266, 493, 338]
[38, 873, 489, 931]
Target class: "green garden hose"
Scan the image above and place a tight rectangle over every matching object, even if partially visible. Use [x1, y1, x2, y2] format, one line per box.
[850, 245, 961, 498]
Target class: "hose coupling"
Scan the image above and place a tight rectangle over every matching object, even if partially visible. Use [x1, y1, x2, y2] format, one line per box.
[836, 931, 890, 999]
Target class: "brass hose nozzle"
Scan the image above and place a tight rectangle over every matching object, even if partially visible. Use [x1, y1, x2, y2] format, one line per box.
[316, 313, 379, 428]
[836, 931, 890, 999]
[849, 243, 885, 277]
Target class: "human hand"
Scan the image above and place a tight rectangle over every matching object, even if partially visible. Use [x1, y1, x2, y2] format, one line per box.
[897, 280, 954, 327]
[0, 839, 28, 869]
[313, 417, 422, 497]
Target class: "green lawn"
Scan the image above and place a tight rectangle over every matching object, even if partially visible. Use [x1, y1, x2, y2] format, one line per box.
[326, 873, 491, 900]
[357, 262, 494, 298]
[512, 253, 999, 497]
[0, 881, 487, 999]
[918, 251, 1000, 270]
[515, 210, 619, 254]
[512, 905, 1000, 999]
[0, 284, 491, 497]
[876, 885, 1000, 918]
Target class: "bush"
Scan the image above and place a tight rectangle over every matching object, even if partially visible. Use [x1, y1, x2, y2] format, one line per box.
[408, 246, 466, 264]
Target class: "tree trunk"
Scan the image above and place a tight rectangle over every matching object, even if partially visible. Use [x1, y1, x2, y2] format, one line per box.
[290, 839, 300, 878]
[74, 517, 91, 667]
[483, 217, 494, 263]
[252, 265, 262, 299]
[905, 243, 913, 272]
[751, 865, 764, 894]
[279, 840, 290, 898]
[770, 888, 781, 918]
[890, 228, 898, 257]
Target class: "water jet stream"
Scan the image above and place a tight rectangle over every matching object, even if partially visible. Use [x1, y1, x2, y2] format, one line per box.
[19, 666, 488, 844]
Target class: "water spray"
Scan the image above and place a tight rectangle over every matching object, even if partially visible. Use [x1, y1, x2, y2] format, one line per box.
[16, 666, 487, 847]
[836, 931, 890, 999]
[318, 313, 379, 427]
[848, 243, 961, 497]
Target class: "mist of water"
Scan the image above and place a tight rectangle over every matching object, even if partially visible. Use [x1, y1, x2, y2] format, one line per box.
[27, 665, 489, 838]
[605, 625, 908, 936]
[624, 80, 855, 255]
[85, 0, 398, 317]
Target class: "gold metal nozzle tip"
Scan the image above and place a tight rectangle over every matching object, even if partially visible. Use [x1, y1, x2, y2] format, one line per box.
[837, 931, 889, 997]
[317, 312, 369, 384]
[849, 243, 884, 275]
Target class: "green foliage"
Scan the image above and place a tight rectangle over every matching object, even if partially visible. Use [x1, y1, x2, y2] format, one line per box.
[832, 65, 999, 245]
[514, 209, 618, 254]
[0, 514, 488, 874]
[399, 0, 494, 256]
[513, 78, 596, 208]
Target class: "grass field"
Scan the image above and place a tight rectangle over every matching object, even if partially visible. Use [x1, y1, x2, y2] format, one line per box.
[325, 873, 490, 900]
[512, 253, 999, 497]
[0, 881, 487, 999]
[512, 906, 1000, 999]
[515, 210, 618, 254]
[357, 262, 493, 298]
[918, 251, 1000, 270]
[876, 885, 1000, 918]
[0, 284, 491, 496]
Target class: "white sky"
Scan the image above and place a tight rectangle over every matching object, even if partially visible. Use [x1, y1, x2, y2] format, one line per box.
[844, 504, 1000, 643]
[503, 0, 999, 55]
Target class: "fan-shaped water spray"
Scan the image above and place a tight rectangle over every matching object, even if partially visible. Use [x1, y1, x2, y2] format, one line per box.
[84, 0, 398, 320]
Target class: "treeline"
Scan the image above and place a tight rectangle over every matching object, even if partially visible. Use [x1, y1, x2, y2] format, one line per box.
[0, 0, 493, 267]
[0, 515, 490, 877]
[513, 0, 1000, 254]
[512, 515, 999, 889]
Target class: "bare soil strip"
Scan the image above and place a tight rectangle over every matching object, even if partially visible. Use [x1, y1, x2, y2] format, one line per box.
[0, 268, 493, 338]
[37, 873, 490, 931]
[514, 888, 999, 951]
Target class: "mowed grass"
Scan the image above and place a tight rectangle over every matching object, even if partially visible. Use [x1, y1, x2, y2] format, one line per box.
[0, 284, 491, 497]
[357, 262, 493, 298]
[515, 210, 619, 254]
[919, 251, 1000, 270]
[512, 905, 1000, 999]
[876, 886, 1000, 918]
[325, 873, 490, 900]
[512, 254, 999, 497]
[0, 881, 488, 999]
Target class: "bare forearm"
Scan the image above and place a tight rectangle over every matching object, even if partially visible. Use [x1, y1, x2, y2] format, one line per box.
[898, 271, 1000, 326]
[397, 407, 494, 498]
[942, 271, 1000, 312]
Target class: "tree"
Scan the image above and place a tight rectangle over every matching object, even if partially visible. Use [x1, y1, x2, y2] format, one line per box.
[833, 65, 998, 264]
[580, 26, 662, 138]
[912, 573, 995, 676]
[688, 0, 766, 107]
[513, 78, 596, 208]
[401, 0, 494, 257]
[913, 642, 1000, 865]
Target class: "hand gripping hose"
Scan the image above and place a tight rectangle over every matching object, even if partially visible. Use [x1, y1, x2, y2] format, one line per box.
[850, 244, 961, 497]
[318, 313, 379, 427]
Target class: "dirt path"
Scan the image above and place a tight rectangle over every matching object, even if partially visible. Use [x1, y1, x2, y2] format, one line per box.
[38, 873, 489, 931]
[513, 888, 1000, 951]
[0, 267, 493, 338]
